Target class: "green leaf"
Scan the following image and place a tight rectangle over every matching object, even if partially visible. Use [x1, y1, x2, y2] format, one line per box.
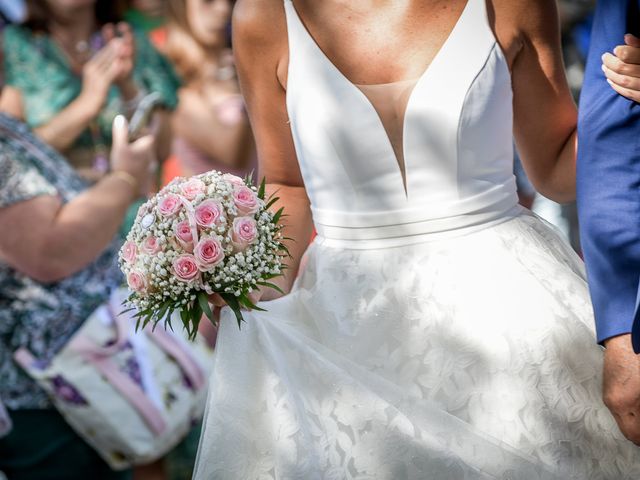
[156, 300, 171, 325]
[264, 196, 280, 210]
[238, 294, 266, 312]
[256, 281, 285, 295]
[220, 293, 245, 329]
[197, 291, 214, 323]
[257, 177, 266, 200]
[191, 301, 203, 339]
[191, 313, 202, 340]
[180, 308, 191, 332]
[272, 206, 285, 224]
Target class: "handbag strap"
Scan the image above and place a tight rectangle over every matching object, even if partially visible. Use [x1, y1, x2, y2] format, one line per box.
[146, 327, 206, 390]
[13, 347, 167, 435]
[83, 352, 167, 435]
[14, 292, 205, 436]
[67, 301, 130, 357]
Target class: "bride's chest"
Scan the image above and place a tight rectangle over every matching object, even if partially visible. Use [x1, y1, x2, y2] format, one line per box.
[289, 0, 471, 84]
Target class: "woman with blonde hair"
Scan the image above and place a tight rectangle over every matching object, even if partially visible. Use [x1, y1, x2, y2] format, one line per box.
[163, 0, 254, 178]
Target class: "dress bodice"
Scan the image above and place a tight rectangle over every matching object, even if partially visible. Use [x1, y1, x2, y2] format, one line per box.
[283, 0, 520, 245]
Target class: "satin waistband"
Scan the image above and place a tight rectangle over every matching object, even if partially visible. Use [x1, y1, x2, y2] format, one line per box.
[313, 199, 523, 249]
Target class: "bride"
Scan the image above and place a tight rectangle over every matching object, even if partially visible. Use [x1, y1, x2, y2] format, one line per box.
[194, 0, 640, 478]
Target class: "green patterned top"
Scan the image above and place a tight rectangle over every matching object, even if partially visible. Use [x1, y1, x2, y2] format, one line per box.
[2, 25, 180, 153]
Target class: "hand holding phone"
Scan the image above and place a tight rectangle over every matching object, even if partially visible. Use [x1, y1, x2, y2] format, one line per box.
[128, 92, 163, 141]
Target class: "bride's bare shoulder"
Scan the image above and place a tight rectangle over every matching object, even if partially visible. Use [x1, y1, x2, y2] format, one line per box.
[488, 0, 560, 66]
[233, 0, 287, 46]
[233, 0, 289, 88]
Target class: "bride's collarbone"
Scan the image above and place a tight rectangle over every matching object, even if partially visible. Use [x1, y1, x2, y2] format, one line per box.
[288, 0, 470, 85]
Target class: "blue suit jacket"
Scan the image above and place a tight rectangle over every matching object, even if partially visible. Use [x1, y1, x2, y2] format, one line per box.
[577, 0, 640, 349]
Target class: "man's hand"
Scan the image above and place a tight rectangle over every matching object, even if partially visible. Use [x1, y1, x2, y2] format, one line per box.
[602, 34, 640, 102]
[603, 333, 640, 445]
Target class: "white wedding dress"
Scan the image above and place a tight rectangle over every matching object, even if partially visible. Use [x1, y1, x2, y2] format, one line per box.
[194, 0, 640, 478]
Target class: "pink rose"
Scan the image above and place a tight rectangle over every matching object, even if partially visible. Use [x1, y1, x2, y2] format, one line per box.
[231, 217, 258, 251]
[180, 178, 206, 201]
[158, 193, 182, 217]
[195, 199, 224, 229]
[122, 241, 137, 264]
[174, 220, 195, 252]
[194, 236, 225, 272]
[127, 271, 148, 293]
[172, 254, 200, 282]
[233, 186, 259, 216]
[141, 236, 162, 255]
[223, 173, 245, 187]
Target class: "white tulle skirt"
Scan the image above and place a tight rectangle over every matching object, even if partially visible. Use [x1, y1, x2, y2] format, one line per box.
[193, 210, 640, 480]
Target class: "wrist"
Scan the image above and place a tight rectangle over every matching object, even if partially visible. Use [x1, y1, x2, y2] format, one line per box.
[76, 91, 102, 119]
[603, 333, 632, 350]
[107, 170, 140, 200]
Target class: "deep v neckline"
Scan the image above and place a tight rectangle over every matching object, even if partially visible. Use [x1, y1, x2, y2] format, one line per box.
[286, 0, 472, 195]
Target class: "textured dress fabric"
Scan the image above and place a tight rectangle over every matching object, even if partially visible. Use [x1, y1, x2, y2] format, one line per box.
[194, 1, 640, 478]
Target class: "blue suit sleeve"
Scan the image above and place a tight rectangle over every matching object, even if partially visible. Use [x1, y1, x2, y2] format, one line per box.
[577, 0, 640, 346]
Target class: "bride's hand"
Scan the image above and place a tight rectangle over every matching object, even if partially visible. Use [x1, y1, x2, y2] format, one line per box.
[207, 275, 291, 311]
[602, 34, 640, 102]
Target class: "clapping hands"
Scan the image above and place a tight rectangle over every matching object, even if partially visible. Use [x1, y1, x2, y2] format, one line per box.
[78, 23, 136, 116]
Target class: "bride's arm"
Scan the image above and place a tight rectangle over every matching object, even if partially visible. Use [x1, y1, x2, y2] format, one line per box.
[493, 0, 577, 204]
[233, 0, 314, 299]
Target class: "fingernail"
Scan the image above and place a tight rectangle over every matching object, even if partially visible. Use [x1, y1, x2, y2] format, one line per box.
[114, 114, 126, 128]
[601, 53, 608, 61]
[601, 64, 607, 72]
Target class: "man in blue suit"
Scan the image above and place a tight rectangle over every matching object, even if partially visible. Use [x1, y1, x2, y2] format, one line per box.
[577, 0, 640, 445]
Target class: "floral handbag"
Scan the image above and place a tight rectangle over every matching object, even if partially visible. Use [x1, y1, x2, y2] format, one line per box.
[13, 288, 214, 470]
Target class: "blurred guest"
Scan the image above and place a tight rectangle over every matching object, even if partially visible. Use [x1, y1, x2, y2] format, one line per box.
[558, 0, 595, 252]
[0, 113, 154, 480]
[0, 0, 25, 25]
[560, 2, 595, 93]
[0, 0, 179, 183]
[125, 0, 166, 34]
[164, 0, 254, 179]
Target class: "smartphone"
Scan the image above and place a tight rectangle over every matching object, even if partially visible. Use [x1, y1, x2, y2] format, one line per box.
[128, 92, 163, 141]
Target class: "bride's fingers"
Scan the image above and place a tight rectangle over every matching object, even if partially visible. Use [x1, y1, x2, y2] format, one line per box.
[625, 33, 640, 50]
[248, 290, 262, 306]
[606, 77, 640, 102]
[613, 45, 640, 67]
[602, 52, 640, 78]
[207, 293, 226, 308]
[602, 52, 640, 102]
[602, 64, 640, 92]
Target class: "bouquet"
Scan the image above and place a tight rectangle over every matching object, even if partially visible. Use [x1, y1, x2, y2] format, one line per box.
[119, 171, 287, 339]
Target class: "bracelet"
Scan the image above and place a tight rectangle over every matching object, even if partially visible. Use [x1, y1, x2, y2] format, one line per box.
[110, 170, 139, 191]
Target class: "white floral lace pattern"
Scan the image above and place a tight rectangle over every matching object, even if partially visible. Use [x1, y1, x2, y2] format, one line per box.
[194, 212, 640, 479]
